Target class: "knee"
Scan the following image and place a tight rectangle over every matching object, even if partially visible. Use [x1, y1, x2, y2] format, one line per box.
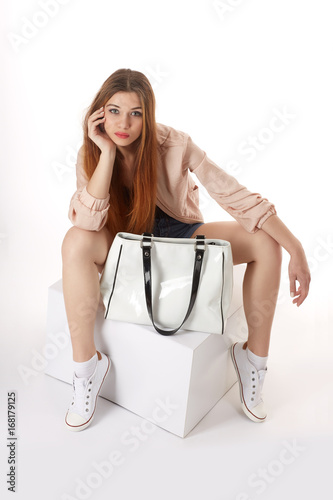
[61, 226, 93, 263]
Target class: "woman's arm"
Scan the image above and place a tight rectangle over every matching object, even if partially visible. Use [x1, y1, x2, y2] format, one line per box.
[86, 107, 117, 199]
[260, 214, 311, 307]
[68, 107, 117, 231]
[180, 131, 311, 305]
[183, 134, 277, 233]
[68, 148, 112, 232]
[86, 149, 116, 199]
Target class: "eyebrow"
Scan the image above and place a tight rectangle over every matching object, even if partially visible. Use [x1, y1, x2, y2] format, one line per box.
[105, 104, 142, 110]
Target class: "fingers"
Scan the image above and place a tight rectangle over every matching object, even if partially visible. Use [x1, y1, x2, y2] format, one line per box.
[293, 288, 305, 307]
[290, 278, 310, 307]
[89, 106, 105, 119]
[292, 286, 302, 306]
[289, 275, 297, 299]
[88, 107, 105, 131]
[288, 251, 311, 307]
[86, 107, 116, 154]
[87, 108, 109, 149]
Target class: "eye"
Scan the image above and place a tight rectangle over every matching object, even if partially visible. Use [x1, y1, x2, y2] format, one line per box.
[132, 111, 142, 116]
[109, 108, 119, 114]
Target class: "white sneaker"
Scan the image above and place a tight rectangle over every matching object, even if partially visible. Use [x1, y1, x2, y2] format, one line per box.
[65, 351, 111, 432]
[230, 342, 267, 423]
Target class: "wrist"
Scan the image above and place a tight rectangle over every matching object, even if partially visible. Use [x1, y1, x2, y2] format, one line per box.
[100, 148, 116, 158]
[288, 238, 304, 257]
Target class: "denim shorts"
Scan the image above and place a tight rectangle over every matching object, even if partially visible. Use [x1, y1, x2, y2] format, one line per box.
[152, 207, 204, 238]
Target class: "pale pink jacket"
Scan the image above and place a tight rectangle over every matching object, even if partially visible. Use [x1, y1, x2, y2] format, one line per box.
[68, 123, 276, 233]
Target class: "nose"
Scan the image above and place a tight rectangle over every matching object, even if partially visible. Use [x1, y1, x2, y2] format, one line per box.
[119, 114, 130, 130]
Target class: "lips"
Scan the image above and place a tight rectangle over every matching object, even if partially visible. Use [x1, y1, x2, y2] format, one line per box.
[115, 132, 129, 138]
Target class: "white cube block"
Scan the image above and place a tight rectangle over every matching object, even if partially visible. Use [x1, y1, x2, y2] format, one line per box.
[45, 265, 247, 437]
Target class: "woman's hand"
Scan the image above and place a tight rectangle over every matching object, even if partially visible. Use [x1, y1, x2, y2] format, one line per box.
[260, 215, 311, 307]
[87, 107, 116, 154]
[288, 247, 311, 307]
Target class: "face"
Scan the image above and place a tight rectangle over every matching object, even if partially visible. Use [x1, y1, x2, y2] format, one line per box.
[103, 91, 143, 152]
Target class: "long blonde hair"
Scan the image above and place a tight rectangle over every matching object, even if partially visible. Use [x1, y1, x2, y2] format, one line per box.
[82, 68, 158, 236]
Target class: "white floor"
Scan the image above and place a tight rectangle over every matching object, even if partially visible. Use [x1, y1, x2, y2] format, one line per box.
[1, 261, 332, 500]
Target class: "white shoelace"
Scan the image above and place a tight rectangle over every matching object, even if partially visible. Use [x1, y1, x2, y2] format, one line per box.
[71, 376, 89, 416]
[256, 368, 267, 403]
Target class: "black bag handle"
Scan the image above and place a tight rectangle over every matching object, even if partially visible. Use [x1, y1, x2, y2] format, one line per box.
[141, 233, 206, 336]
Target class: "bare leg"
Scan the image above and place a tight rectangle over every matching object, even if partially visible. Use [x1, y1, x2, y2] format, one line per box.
[192, 221, 282, 356]
[61, 226, 113, 362]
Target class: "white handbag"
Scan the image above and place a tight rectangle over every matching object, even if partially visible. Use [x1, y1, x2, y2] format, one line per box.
[100, 232, 233, 335]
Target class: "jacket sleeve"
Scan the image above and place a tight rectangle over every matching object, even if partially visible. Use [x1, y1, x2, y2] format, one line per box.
[68, 146, 110, 231]
[183, 135, 277, 233]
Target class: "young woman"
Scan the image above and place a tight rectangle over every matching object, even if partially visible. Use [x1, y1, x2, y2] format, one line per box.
[61, 68, 311, 431]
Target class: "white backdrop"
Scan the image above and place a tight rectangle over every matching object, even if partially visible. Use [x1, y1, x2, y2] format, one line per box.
[1, 0, 332, 498]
